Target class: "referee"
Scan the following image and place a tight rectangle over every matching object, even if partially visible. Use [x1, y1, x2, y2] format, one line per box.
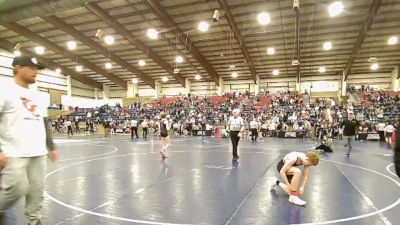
[0, 56, 59, 225]
[228, 109, 244, 160]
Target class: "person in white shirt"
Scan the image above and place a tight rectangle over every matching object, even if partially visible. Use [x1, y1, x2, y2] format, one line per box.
[228, 109, 244, 160]
[141, 118, 149, 139]
[249, 118, 259, 142]
[0, 56, 58, 224]
[377, 122, 386, 142]
[130, 118, 139, 139]
[385, 123, 395, 147]
[66, 119, 73, 136]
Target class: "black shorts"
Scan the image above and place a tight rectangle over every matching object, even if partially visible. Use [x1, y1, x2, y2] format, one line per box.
[277, 160, 293, 183]
[160, 132, 168, 138]
[386, 132, 392, 138]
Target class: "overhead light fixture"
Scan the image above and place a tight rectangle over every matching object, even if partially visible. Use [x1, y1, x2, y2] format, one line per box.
[175, 55, 184, 63]
[213, 9, 220, 22]
[231, 72, 238, 78]
[272, 69, 279, 76]
[138, 59, 146, 66]
[13, 43, 21, 51]
[66, 41, 77, 50]
[13, 50, 21, 57]
[267, 47, 276, 55]
[76, 65, 83, 72]
[35, 46, 45, 55]
[162, 77, 168, 82]
[328, 1, 344, 17]
[388, 36, 398, 45]
[319, 66, 326, 73]
[370, 63, 379, 70]
[105, 62, 112, 70]
[132, 78, 138, 84]
[147, 28, 158, 40]
[55, 68, 62, 74]
[195, 75, 201, 80]
[198, 21, 209, 32]
[95, 29, 104, 39]
[323, 41, 332, 50]
[104, 35, 115, 45]
[257, 12, 271, 25]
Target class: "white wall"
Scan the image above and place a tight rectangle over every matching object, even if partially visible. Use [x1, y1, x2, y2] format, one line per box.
[0, 52, 68, 94]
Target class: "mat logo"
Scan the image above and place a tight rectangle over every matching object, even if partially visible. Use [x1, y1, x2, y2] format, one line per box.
[20, 97, 40, 117]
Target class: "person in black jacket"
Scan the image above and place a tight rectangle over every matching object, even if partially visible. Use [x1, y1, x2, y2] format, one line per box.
[341, 111, 359, 158]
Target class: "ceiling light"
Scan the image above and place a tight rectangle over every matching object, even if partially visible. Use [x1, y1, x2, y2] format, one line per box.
[370, 63, 379, 70]
[138, 59, 146, 66]
[328, 1, 344, 17]
[368, 57, 378, 63]
[176, 55, 184, 63]
[147, 28, 158, 40]
[55, 68, 62, 74]
[231, 72, 238, 78]
[323, 41, 332, 50]
[13, 50, 21, 57]
[388, 36, 398, 45]
[104, 35, 115, 45]
[132, 78, 138, 84]
[162, 77, 168, 82]
[257, 12, 271, 25]
[66, 41, 77, 50]
[198, 21, 209, 32]
[272, 69, 279, 76]
[35, 46, 45, 55]
[319, 66, 326, 73]
[195, 75, 201, 80]
[267, 47, 276, 55]
[105, 62, 112, 70]
[76, 65, 83, 72]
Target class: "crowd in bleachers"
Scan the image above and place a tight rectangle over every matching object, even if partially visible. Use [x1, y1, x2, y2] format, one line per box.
[51, 89, 399, 150]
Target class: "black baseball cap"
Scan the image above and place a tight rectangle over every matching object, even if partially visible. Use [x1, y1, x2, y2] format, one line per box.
[12, 56, 45, 69]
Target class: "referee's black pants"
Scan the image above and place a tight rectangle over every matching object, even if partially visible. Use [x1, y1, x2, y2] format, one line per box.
[230, 131, 240, 157]
[143, 127, 148, 138]
[251, 129, 258, 142]
[131, 127, 138, 139]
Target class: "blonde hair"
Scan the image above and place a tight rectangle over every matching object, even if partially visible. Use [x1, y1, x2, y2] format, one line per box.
[160, 112, 168, 119]
[306, 151, 320, 166]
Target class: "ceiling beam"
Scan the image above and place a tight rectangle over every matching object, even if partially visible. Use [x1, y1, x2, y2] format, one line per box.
[85, 3, 186, 88]
[0, 37, 103, 90]
[42, 15, 156, 89]
[0, 0, 98, 22]
[294, 2, 300, 84]
[343, 0, 382, 80]
[0, 21, 128, 90]
[218, 0, 257, 84]
[144, 0, 220, 86]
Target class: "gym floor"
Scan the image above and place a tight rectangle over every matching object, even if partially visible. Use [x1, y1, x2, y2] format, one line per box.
[5, 135, 400, 225]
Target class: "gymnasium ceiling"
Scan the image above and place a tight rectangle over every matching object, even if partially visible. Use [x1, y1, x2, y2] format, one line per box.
[0, 0, 399, 91]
